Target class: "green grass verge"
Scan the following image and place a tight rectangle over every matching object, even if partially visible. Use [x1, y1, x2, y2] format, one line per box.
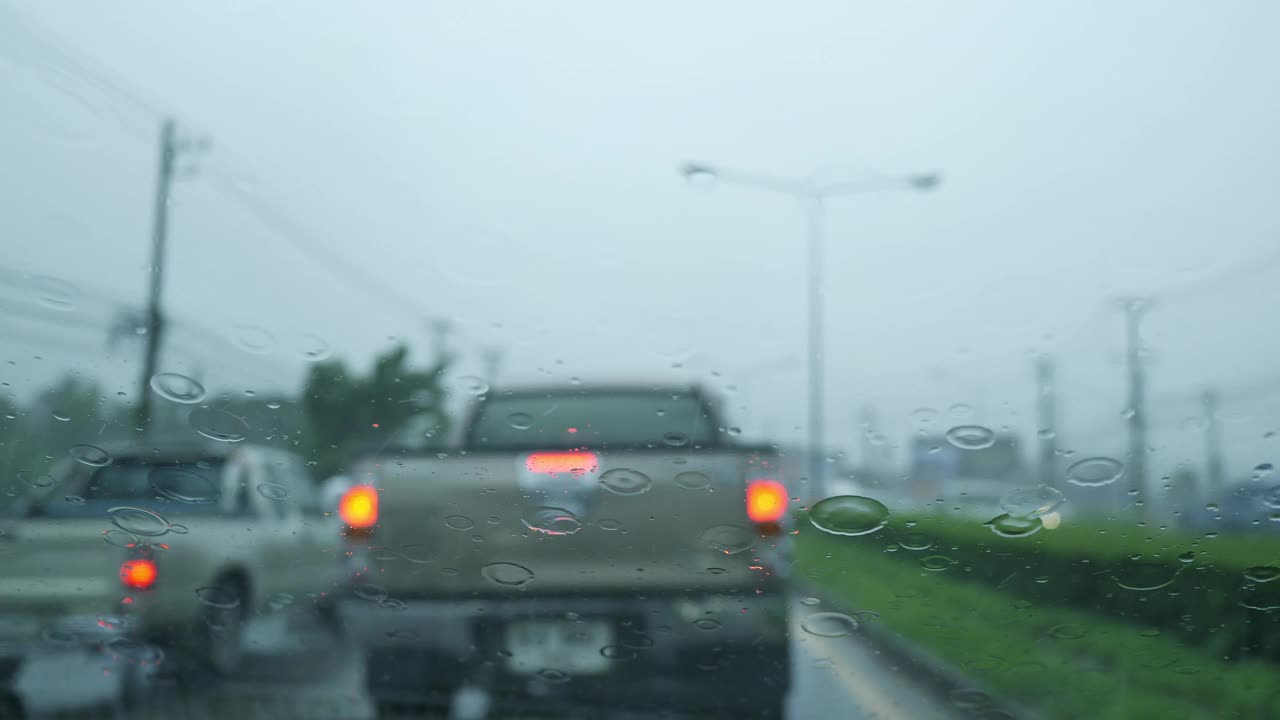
[797, 527, 1280, 720]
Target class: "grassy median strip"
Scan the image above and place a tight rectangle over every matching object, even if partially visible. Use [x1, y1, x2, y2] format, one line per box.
[797, 529, 1280, 720]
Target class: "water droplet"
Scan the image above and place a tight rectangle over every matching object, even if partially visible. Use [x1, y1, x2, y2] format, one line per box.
[726, 426, 742, 437]
[662, 432, 690, 447]
[445, 515, 475, 530]
[1264, 487, 1280, 510]
[601, 645, 639, 660]
[105, 637, 164, 666]
[188, 408, 249, 443]
[983, 514, 1043, 539]
[108, 506, 170, 536]
[148, 373, 207, 404]
[296, 333, 332, 361]
[522, 506, 582, 536]
[352, 583, 388, 602]
[482, 562, 535, 587]
[808, 495, 890, 536]
[1181, 416, 1208, 432]
[51, 411, 70, 422]
[508, 413, 533, 430]
[949, 689, 991, 710]
[948, 403, 974, 418]
[34, 276, 79, 310]
[256, 483, 290, 501]
[912, 407, 939, 424]
[266, 400, 282, 410]
[698, 524, 756, 554]
[379, 597, 408, 611]
[232, 325, 275, 354]
[64, 495, 85, 505]
[1113, 561, 1177, 591]
[457, 376, 490, 396]
[1120, 407, 1137, 420]
[1245, 566, 1280, 583]
[999, 485, 1065, 518]
[898, 532, 934, 551]
[599, 468, 653, 496]
[800, 612, 858, 637]
[920, 555, 955, 572]
[102, 529, 140, 548]
[149, 467, 219, 503]
[799, 597, 820, 606]
[1177, 551, 1196, 564]
[268, 593, 295, 610]
[1066, 457, 1125, 487]
[537, 668, 570, 683]
[194, 586, 241, 609]
[596, 518, 622, 531]
[944, 425, 996, 450]
[674, 471, 710, 490]
[1048, 623, 1086, 640]
[1253, 463, 1275, 480]
[68, 444, 112, 467]
[1036, 428, 1056, 440]
[17, 471, 55, 489]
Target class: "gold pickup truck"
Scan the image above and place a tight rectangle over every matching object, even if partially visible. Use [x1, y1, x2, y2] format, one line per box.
[338, 385, 793, 718]
[0, 440, 343, 703]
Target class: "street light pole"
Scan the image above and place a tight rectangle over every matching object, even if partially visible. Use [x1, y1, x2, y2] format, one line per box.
[681, 162, 939, 495]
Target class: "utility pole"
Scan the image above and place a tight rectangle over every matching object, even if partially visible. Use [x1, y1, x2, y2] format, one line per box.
[1202, 388, 1225, 500]
[1116, 297, 1152, 512]
[482, 346, 503, 389]
[1035, 355, 1057, 487]
[134, 118, 205, 433]
[428, 318, 452, 364]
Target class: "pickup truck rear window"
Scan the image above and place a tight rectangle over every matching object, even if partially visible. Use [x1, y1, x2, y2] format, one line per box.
[468, 393, 717, 450]
[34, 459, 232, 518]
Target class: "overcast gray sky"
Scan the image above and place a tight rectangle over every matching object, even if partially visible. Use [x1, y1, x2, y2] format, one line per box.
[2, 1, 1278, 479]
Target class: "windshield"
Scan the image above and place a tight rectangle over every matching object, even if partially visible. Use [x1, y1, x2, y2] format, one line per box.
[3, 4, 1279, 719]
[467, 392, 718, 450]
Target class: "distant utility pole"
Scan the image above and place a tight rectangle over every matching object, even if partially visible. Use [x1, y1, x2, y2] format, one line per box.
[428, 318, 452, 364]
[1115, 297, 1152, 512]
[1202, 388, 1225, 499]
[134, 119, 206, 432]
[482, 346, 503, 388]
[1035, 355, 1057, 487]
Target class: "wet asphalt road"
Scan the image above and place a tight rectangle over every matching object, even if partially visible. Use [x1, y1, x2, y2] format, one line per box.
[10, 598, 957, 720]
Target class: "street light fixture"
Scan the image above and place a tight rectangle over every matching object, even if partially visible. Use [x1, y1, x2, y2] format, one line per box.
[681, 160, 940, 494]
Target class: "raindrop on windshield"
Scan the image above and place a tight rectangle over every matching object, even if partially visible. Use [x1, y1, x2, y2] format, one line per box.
[983, 514, 1043, 539]
[912, 407, 939, 424]
[698, 524, 756, 554]
[508, 413, 533, 430]
[17, 471, 55, 489]
[232, 325, 275, 354]
[1113, 561, 1177, 591]
[149, 467, 219, 504]
[948, 403, 974, 418]
[599, 468, 653, 496]
[51, 411, 70, 422]
[662, 432, 690, 447]
[537, 668, 570, 683]
[481, 562, 535, 587]
[999, 485, 1065, 518]
[257, 483, 290, 501]
[522, 506, 582, 536]
[64, 495, 85, 505]
[1253, 463, 1275, 480]
[188, 408, 249, 443]
[1245, 566, 1280, 583]
[102, 529, 140, 548]
[353, 583, 388, 602]
[1264, 486, 1280, 510]
[296, 333, 332, 361]
[108, 506, 170, 536]
[457, 376, 490, 396]
[920, 555, 955, 572]
[799, 597, 820, 606]
[105, 638, 164, 666]
[944, 425, 996, 450]
[596, 518, 622, 531]
[808, 495, 890, 536]
[898, 532, 934, 551]
[34, 276, 79, 310]
[1048, 624, 1087, 640]
[445, 515, 475, 530]
[674, 471, 711, 490]
[800, 612, 859, 637]
[1066, 457, 1125, 487]
[194, 586, 241, 609]
[68, 444, 112, 467]
[148, 373, 207, 404]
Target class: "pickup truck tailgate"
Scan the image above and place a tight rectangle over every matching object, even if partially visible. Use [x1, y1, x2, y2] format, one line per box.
[354, 449, 784, 596]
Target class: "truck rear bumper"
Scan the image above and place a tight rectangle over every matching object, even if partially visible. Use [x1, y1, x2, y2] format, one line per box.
[341, 589, 790, 709]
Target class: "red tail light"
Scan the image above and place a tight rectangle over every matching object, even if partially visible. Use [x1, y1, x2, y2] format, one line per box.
[340, 485, 379, 529]
[747, 479, 788, 524]
[525, 451, 599, 475]
[119, 559, 157, 590]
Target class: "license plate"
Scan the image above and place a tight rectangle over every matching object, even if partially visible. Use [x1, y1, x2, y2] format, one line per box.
[503, 618, 614, 676]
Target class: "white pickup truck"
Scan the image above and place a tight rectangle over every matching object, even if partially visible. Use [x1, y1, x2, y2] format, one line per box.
[0, 439, 343, 702]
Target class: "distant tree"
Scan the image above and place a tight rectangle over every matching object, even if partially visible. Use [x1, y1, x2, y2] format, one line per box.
[301, 344, 450, 479]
